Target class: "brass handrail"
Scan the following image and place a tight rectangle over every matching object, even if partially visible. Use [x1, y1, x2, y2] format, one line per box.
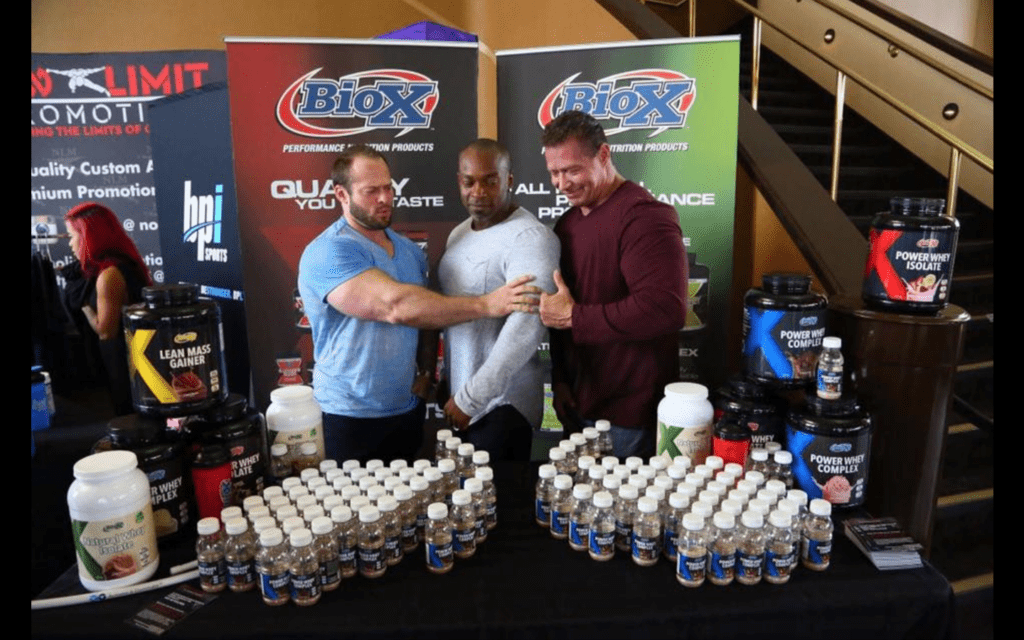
[694, 0, 993, 217]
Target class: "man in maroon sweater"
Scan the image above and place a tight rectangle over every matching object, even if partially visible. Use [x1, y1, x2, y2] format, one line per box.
[539, 110, 687, 458]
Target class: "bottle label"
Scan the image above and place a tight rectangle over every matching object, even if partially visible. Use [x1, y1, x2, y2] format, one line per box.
[453, 527, 476, 552]
[614, 520, 632, 549]
[384, 535, 401, 561]
[589, 529, 615, 557]
[227, 559, 255, 588]
[426, 540, 453, 570]
[738, 550, 764, 580]
[710, 548, 736, 580]
[71, 503, 158, 584]
[864, 226, 955, 304]
[475, 516, 486, 539]
[744, 307, 826, 382]
[657, 419, 712, 464]
[765, 546, 796, 578]
[816, 369, 842, 400]
[401, 524, 418, 549]
[486, 503, 497, 527]
[551, 510, 569, 536]
[631, 533, 660, 562]
[358, 546, 386, 574]
[677, 551, 706, 582]
[198, 558, 227, 586]
[339, 545, 357, 568]
[319, 557, 340, 586]
[535, 498, 550, 525]
[289, 570, 321, 600]
[259, 570, 290, 600]
[663, 528, 678, 558]
[569, 520, 590, 547]
[803, 535, 832, 566]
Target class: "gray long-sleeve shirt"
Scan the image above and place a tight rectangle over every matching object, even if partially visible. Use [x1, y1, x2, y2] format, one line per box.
[437, 207, 561, 427]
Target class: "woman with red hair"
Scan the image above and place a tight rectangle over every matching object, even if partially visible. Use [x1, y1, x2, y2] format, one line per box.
[64, 202, 152, 415]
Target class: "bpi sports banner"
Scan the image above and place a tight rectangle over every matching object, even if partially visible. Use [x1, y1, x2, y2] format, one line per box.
[224, 38, 478, 413]
[497, 36, 740, 390]
[31, 51, 226, 282]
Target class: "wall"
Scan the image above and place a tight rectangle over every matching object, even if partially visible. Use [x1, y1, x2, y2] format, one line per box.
[31, 0, 636, 138]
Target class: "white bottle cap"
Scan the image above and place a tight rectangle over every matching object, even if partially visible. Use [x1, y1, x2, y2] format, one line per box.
[750, 448, 769, 462]
[694, 464, 714, 481]
[457, 443, 475, 457]
[366, 459, 384, 472]
[281, 476, 302, 491]
[698, 490, 719, 506]
[706, 480, 728, 497]
[705, 456, 724, 471]
[559, 440, 575, 453]
[248, 506, 271, 522]
[358, 505, 381, 523]
[573, 484, 593, 500]
[253, 516, 277, 535]
[602, 475, 622, 491]
[810, 498, 833, 516]
[263, 486, 285, 501]
[664, 382, 708, 399]
[583, 427, 599, 441]
[428, 503, 448, 520]
[676, 482, 698, 500]
[787, 489, 809, 506]
[668, 492, 689, 510]
[683, 512, 705, 531]
[765, 442, 783, 454]
[553, 475, 573, 491]
[666, 464, 687, 480]
[349, 468, 369, 483]
[618, 484, 639, 500]
[724, 463, 744, 477]
[628, 475, 648, 491]
[410, 477, 429, 492]
[322, 495, 344, 513]
[452, 490, 472, 506]
[756, 489, 779, 506]
[538, 464, 557, 479]
[270, 443, 289, 456]
[645, 485, 665, 502]
[438, 459, 456, 473]
[290, 528, 313, 547]
[672, 455, 692, 470]
[358, 476, 378, 492]
[295, 495, 317, 512]
[768, 510, 793, 529]
[413, 459, 432, 472]
[349, 496, 371, 513]
[276, 505, 298, 523]
[823, 336, 842, 349]
[341, 485, 361, 501]
[578, 455, 596, 471]
[465, 478, 483, 495]
[398, 468, 416, 483]
[302, 505, 325, 523]
[690, 501, 713, 520]
[377, 495, 397, 512]
[472, 451, 490, 466]
[319, 459, 338, 473]
[649, 457, 668, 472]
[436, 429, 453, 443]
[712, 511, 735, 530]
[330, 506, 353, 524]
[342, 459, 361, 472]
[625, 456, 643, 471]
[736, 479, 758, 496]
[745, 470, 766, 486]
[474, 467, 493, 482]
[570, 433, 587, 447]
[383, 477, 402, 492]
[728, 489, 749, 506]
[389, 459, 408, 472]
[366, 486, 387, 503]
[270, 384, 313, 403]
[220, 506, 243, 524]
[637, 496, 658, 514]
[595, 419, 611, 432]
[588, 466, 607, 482]
[393, 484, 413, 502]
[593, 491, 614, 509]
[197, 517, 220, 536]
[260, 527, 284, 547]
[299, 442, 318, 456]
[637, 465, 656, 481]
[601, 456, 620, 471]
[765, 479, 788, 496]
[325, 469, 346, 484]
[282, 516, 304, 535]
[424, 468, 443, 482]
[311, 516, 333, 536]
[741, 510, 764, 529]
[747, 499, 770, 517]
[774, 450, 793, 465]
[719, 499, 743, 517]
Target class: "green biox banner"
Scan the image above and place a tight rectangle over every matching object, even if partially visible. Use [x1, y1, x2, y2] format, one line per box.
[497, 36, 740, 390]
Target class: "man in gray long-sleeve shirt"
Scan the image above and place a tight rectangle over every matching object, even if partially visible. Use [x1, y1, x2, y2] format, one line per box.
[438, 139, 561, 460]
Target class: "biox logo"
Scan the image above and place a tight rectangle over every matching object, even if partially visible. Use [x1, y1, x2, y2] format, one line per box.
[276, 68, 438, 138]
[183, 181, 227, 263]
[538, 69, 696, 137]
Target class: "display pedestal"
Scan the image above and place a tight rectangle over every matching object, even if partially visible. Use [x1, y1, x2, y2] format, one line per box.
[828, 296, 969, 555]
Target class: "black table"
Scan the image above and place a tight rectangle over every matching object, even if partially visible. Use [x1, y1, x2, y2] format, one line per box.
[33, 458, 954, 640]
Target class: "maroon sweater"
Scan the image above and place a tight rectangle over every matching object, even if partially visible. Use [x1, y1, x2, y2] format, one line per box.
[550, 180, 687, 430]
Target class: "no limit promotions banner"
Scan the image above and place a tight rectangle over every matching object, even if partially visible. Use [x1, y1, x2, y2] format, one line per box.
[31, 51, 227, 282]
[497, 36, 740, 392]
[224, 38, 478, 414]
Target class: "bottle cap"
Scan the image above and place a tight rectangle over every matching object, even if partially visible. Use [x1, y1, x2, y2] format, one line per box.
[311, 516, 334, 536]
[583, 428, 599, 441]
[365, 459, 384, 472]
[690, 501, 713, 519]
[823, 336, 842, 349]
[276, 505, 298, 522]
[573, 484, 593, 500]
[683, 512, 705, 531]
[197, 517, 220, 536]
[713, 511, 735, 530]
[260, 527, 284, 547]
[765, 479, 788, 496]
[637, 496, 658, 514]
[389, 459, 408, 472]
[577, 455, 595, 470]
[637, 465, 656, 481]
[668, 492, 689, 510]
[366, 486, 387, 503]
[330, 505, 353, 524]
[413, 459, 432, 472]
[445, 437, 462, 452]
[452, 490, 471, 506]
[704, 455, 724, 471]
[588, 466, 607, 481]
[464, 478, 483, 494]
[437, 459, 456, 473]
[624, 456, 643, 471]
[786, 489, 809, 506]
[377, 495, 397, 512]
[410, 476, 429, 492]
[649, 456, 669, 472]
[628, 475, 648, 490]
[745, 470, 766, 486]
[342, 459, 361, 472]
[263, 486, 285, 501]
[675, 482, 698, 499]
[810, 498, 833, 517]
[602, 456, 620, 471]
[253, 516, 277, 535]
[747, 499, 770, 517]
[295, 495, 317, 512]
[768, 510, 793, 529]
[672, 455, 692, 470]
[220, 506, 243, 523]
[645, 485, 665, 502]
[320, 459, 338, 473]
[570, 433, 587, 447]
[394, 485, 413, 501]
[248, 506, 271, 522]
[602, 475, 621, 491]
[719, 499, 743, 517]
[302, 505, 325, 523]
[299, 442, 318, 456]
[595, 419, 611, 432]
[750, 448, 769, 462]
[593, 491, 613, 509]
[741, 510, 764, 529]
[322, 495, 344, 512]
[666, 464, 687, 480]
[553, 474, 573, 491]
[538, 464, 557, 479]
[349, 496, 370, 512]
[289, 528, 313, 547]
[270, 443, 288, 456]
[436, 429, 453, 443]
[458, 443, 475, 457]
[428, 503, 448, 520]
[775, 499, 799, 518]
[474, 467, 493, 482]
[424, 468, 443, 482]
[774, 450, 793, 465]
[559, 440, 575, 453]
[618, 484, 639, 500]
[282, 516, 304, 535]
[472, 451, 490, 466]
[358, 505, 381, 523]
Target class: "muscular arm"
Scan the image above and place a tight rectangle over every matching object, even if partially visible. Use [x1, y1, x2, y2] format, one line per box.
[326, 267, 537, 330]
[88, 266, 128, 340]
[571, 206, 687, 344]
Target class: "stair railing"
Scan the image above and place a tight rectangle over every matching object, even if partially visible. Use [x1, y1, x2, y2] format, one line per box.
[682, 0, 993, 217]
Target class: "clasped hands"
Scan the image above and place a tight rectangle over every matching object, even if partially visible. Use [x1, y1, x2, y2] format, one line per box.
[491, 270, 574, 329]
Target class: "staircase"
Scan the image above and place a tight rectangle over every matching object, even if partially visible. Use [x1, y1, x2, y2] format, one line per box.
[732, 25, 993, 639]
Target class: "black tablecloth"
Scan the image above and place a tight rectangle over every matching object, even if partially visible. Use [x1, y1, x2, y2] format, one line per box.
[33, 458, 954, 640]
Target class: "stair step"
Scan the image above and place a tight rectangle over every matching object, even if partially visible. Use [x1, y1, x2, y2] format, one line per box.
[951, 572, 993, 596]
[936, 488, 993, 510]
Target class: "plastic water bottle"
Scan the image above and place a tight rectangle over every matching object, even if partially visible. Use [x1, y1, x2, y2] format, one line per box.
[816, 337, 844, 400]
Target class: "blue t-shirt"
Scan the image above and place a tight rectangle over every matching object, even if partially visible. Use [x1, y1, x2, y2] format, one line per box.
[297, 217, 427, 418]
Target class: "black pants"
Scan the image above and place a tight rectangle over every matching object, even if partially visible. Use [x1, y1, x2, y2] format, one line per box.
[462, 404, 533, 462]
[322, 400, 425, 464]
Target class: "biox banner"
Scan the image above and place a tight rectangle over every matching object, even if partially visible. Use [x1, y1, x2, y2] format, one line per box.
[498, 37, 740, 390]
[225, 38, 477, 413]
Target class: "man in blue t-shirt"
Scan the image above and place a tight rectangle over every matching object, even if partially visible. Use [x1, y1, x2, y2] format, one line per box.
[298, 144, 540, 463]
